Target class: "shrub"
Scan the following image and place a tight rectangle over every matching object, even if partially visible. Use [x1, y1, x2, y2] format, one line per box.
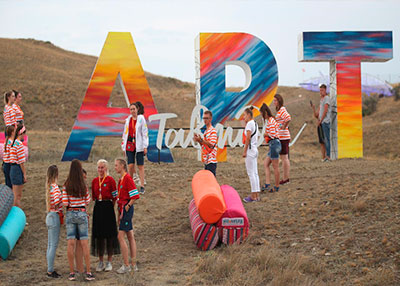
[393, 85, 400, 101]
[362, 95, 378, 117]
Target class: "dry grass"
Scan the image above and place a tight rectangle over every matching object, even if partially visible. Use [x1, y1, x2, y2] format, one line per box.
[0, 38, 399, 285]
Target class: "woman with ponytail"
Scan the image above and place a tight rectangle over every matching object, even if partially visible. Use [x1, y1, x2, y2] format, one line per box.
[260, 103, 281, 193]
[242, 106, 261, 203]
[3, 91, 16, 135]
[45, 165, 62, 278]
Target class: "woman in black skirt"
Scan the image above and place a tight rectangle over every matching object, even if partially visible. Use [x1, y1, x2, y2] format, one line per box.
[91, 159, 120, 272]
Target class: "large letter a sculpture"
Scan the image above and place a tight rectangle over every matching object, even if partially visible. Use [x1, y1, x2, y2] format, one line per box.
[62, 32, 173, 162]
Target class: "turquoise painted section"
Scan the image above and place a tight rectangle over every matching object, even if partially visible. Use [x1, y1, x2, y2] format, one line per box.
[0, 206, 26, 260]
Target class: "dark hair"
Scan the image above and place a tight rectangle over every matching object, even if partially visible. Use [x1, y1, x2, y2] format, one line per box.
[134, 101, 144, 115]
[4, 91, 14, 105]
[204, 110, 212, 117]
[4, 125, 15, 153]
[274, 94, 284, 111]
[64, 159, 87, 198]
[260, 103, 274, 119]
[11, 123, 25, 148]
[12, 90, 20, 97]
[47, 165, 58, 186]
[320, 84, 327, 90]
[115, 158, 127, 172]
[82, 168, 87, 175]
[244, 106, 254, 118]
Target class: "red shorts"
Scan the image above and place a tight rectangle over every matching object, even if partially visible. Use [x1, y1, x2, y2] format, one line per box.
[279, 139, 290, 155]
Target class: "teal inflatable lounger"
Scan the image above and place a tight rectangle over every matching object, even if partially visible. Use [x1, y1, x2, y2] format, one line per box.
[0, 206, 26, 260]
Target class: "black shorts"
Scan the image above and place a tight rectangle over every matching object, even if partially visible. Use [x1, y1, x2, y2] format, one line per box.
[119, 204, 134, 232]
[205, 163, 217, 177]
[317, 125, 325, 144]
[279, 139, 290, 155]
[126, 150, 144, 166]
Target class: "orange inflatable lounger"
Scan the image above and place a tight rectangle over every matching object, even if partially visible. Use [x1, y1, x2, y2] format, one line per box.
[192, 170, 226, 224]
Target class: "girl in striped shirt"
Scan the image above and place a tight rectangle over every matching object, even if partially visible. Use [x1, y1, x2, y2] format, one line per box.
[9, 124, 27, 207]
[274, 94, 291, 185]
[2, 125, 15, 189]
[62, 159, 94, 281]
[3, 91, 16, 133]
[12, 90, 24, 124]
[260, 103, 282, 193]
[46, 165, 62, 278]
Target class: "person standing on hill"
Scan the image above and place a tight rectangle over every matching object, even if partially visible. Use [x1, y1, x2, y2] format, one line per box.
[311, 84, 331, 161]
[193, 110, 218, 177]
[260, 103, 281, 193]
[114, 158, 140, 274]
[9, 124, 27, 207]
[274, 94, 291, 185]
[3, 91, 16, 134]
[12, 90, 24, 125]
[45, 165, 63, 278]
[91, 159, 120, 272]
[112, 102, 149, 195]
[62, 159, 95, 281]
[3, 125, 15, 189]
[242, 107, 261, 203]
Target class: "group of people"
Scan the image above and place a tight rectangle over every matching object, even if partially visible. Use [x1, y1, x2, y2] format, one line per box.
[194, 94, 292, 203]
[46, 158, 140, 281]
[2, 90, 26, 208]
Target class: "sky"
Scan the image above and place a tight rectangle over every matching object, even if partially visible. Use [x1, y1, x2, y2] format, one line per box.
[1, 0, 399, 87]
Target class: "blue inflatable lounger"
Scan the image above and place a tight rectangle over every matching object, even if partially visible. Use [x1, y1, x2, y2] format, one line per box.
[0, 206, 26, 260]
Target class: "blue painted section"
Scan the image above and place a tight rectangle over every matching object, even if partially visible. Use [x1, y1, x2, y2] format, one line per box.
[0, 206, 26, 260]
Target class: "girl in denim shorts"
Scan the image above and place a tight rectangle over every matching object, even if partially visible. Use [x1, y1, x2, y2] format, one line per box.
[260, 103, 282, 193]
[62, 159, 94, 281]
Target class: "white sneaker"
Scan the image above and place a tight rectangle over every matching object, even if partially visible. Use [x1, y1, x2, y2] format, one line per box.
[117, 265, 131, 274]
[96, 261, 105, 272]
[133, 173, 138, 181]
[104, 262, 112, 271]
[133, 264, 138, 272]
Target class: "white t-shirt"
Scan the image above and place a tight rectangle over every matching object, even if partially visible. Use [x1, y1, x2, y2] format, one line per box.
[245, 119, 258, 156]
[319, 95, 331, 124]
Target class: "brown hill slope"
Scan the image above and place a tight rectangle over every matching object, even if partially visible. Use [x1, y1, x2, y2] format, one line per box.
[0, 38, 194, 130]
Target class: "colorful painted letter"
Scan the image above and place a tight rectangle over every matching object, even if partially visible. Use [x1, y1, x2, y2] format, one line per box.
[196, 33, 278, 160]
[298, 31, 393, 158]
[62, 32, 173, 162]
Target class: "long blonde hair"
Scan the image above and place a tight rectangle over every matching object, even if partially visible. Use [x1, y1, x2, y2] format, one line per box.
[46, 165, 59, 211]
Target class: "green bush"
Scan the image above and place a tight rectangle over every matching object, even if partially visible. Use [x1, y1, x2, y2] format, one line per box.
[393, 85, 400, 101]
[362, 95, 378, 117]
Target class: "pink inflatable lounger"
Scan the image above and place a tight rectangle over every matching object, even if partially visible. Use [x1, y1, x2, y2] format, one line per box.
[188, 199, 219, 251]
[218, 185, 249, 245]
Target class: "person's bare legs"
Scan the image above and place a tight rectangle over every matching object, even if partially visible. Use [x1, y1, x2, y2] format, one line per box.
[13, 185, 23, 207]
[127, 230, 137, 267]
[320, 143, 326, 160]
[272, 159, 280, 187]
[79, 239, 91, 273]
[280, 154, 290, 181]
[138, 165, 145, 187]
[128, 164, 135, 179]
[263, 157, 272, 185]
[75, 241, 84, 273]
[118, 231, 130, 266]
[67, 239, 76, 273]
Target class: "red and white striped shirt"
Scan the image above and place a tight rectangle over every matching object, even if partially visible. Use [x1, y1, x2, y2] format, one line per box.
[265, 117, 279, 139]
[201, 126, 218, 164]
[276, 107, 291, 140]
[49, 183, 63, 213]
[3, 105, 16, 126]
[62, 187, 91, 208]
[13, 104, 24, 122]
[9, 139, 26, 164]
[3, 139, 12, 163]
